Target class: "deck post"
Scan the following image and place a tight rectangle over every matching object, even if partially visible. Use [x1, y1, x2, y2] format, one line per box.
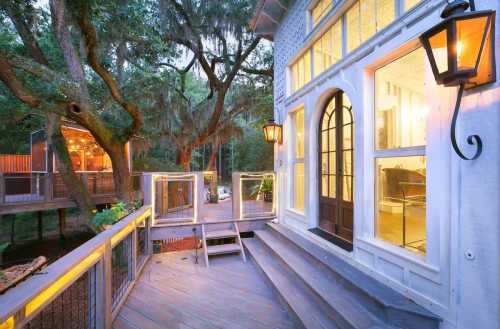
[131, 226, 138, 280]
[232, 172, 241, 220]
[98, 241, 113, 329]
[45, 173, 53, 201]
[37, 211, 43, 241]
[57, 208, 65, 239]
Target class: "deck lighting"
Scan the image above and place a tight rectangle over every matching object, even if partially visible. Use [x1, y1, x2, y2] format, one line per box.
[420, 0, 496, 160]
[263, 119, 282, 144]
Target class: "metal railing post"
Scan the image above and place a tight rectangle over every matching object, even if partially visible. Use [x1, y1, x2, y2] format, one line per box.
[232, 172, 242, 220]
[0, 173, 4, 204]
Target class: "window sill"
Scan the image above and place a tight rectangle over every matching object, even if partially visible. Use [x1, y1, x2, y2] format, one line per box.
[284, 208, 307, 222]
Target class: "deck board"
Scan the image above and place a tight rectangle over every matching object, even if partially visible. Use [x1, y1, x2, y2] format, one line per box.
[113, 251, 297, 329]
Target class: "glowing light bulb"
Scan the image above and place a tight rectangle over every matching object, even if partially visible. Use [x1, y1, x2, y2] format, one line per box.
[456, 41, 464, 57]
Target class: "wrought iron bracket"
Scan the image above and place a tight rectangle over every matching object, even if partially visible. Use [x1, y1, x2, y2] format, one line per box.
[450, 83, 483, 160]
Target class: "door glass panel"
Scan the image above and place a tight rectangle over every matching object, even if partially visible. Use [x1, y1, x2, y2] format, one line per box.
[322, 175, 328, 197]
[329, 152, 336, 174]
[329, 128, 336, 151]
[343, 150, 352, 175]
[343, 176, 353, 201]
[322, 153, 328, 174]
[322, 131, 328, 152]
[329, 175, 336, 198]
[296, 109, 305, 158]
[343, 124, 352, 150]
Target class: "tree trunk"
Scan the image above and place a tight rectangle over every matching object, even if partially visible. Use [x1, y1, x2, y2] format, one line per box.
[106, 143, 133, 202]
[176, 147, 193, 172]
[46, 113, 97, 231]
[205, 142, 219, 172]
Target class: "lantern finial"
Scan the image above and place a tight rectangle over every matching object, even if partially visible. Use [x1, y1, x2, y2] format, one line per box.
[441, 0, 469, 18]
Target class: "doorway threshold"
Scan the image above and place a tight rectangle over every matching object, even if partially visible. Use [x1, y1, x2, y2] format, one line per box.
[308, 227, 353, 252]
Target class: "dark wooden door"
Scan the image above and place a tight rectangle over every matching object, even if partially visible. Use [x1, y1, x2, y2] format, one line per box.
[318, 91, 354, 249]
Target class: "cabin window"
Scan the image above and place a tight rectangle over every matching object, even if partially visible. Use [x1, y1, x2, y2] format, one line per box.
[311, 0, 332, 27]
[374, 48, 428, 255]
[291, 51, 311, 92]
[313, 19, 342, 77]
[346, 0, 395, 52]
[291, 108, 305, 211]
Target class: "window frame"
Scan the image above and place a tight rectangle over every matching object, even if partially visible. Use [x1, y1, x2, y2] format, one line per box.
[288, 107, 306, 213]
[371, 46, 430, 260]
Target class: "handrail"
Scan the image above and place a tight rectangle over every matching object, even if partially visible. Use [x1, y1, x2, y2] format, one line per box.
[0, 205, 152, 329]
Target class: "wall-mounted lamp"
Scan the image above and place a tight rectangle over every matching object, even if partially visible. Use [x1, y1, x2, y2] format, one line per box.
[419, 0, 496, 160]
[263, 119, 283, 144]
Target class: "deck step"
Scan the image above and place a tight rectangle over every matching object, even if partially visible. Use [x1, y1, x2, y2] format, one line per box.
[252, 229, 386, 329]
[206, 243, 241, 256]
[205, 229, 238, 240]
[243, 238, 340, 329]
[260, 223, 441, 329]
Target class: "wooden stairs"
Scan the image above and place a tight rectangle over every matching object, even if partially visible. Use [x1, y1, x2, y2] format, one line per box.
[201, 222, 246, 267]
[243, 223, 441, 329]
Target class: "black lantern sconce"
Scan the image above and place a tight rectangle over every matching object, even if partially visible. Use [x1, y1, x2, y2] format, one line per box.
[420, 0, 496, 160]
[263, 119, 283, 144]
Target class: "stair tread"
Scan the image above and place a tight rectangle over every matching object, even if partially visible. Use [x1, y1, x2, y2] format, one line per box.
[205, 229, 238, 239]
[206, 243, 241, 255]
[267, 223, 440, 321]
[254, 229, 383, 329]
[244, 238, 340, 329]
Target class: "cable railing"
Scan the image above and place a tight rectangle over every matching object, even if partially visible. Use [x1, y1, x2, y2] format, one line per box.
[232, 172, 276, 219]
[0, 206, 152, 329]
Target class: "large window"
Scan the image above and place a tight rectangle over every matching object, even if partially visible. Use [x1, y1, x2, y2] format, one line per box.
[374, 48, 428, 255]
[313, 19, 342, 77]
[291, 52, 311, 92]
[346, 0, 395, 52]
[311, 0, 332, 27]
[292, 109, 305, 211]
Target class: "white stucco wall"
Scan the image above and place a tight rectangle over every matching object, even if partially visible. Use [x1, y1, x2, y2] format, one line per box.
[272, 1, 500, 328]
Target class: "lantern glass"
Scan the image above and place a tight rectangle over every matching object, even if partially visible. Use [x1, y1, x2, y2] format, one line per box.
[428, 28, 449, 74]
[263, 122, 282, 144]
[456, 16, 488, 72]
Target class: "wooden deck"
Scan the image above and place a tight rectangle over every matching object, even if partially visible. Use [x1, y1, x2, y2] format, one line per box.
[113, 251, 297, 329]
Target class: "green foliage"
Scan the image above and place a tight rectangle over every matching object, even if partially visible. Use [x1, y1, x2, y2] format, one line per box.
[250, 178, 273, 197]
[91, 201, 141, 229]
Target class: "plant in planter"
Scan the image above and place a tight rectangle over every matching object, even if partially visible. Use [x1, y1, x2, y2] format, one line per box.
[91, 202, 129, 231]
[250, 179, 274, 202]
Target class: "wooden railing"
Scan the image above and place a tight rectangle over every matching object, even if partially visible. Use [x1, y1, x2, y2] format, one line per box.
[0, 206, 152, 329]
[0, 155, 31, 173]
[0, 172, 143, 205]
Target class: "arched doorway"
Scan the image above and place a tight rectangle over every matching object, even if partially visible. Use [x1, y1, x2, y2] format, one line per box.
[316, 90, 353, 251]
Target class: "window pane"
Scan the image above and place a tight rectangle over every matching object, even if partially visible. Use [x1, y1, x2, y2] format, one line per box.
[376, 0, 395, 31]
[404, 0, 421, 11]
[329, 151, 336, 174]
[313, 20, 342, 77]
[295, 109, 305, 158]
[375, 48, 428, 149]
[343, 150, 352, 175]
[294, 163, 305, 210]
[322, 131, 328, 151]
[346, 2, 361, 52]
[291, 52, 311, 92]
[376, 156, 426, 255]
[343, 124, 352, 150]
[312, 0, 332, 27]
[360, 0, 376, 42]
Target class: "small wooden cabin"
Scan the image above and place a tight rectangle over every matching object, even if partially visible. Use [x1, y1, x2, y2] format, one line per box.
[31, 124, 132, 173]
